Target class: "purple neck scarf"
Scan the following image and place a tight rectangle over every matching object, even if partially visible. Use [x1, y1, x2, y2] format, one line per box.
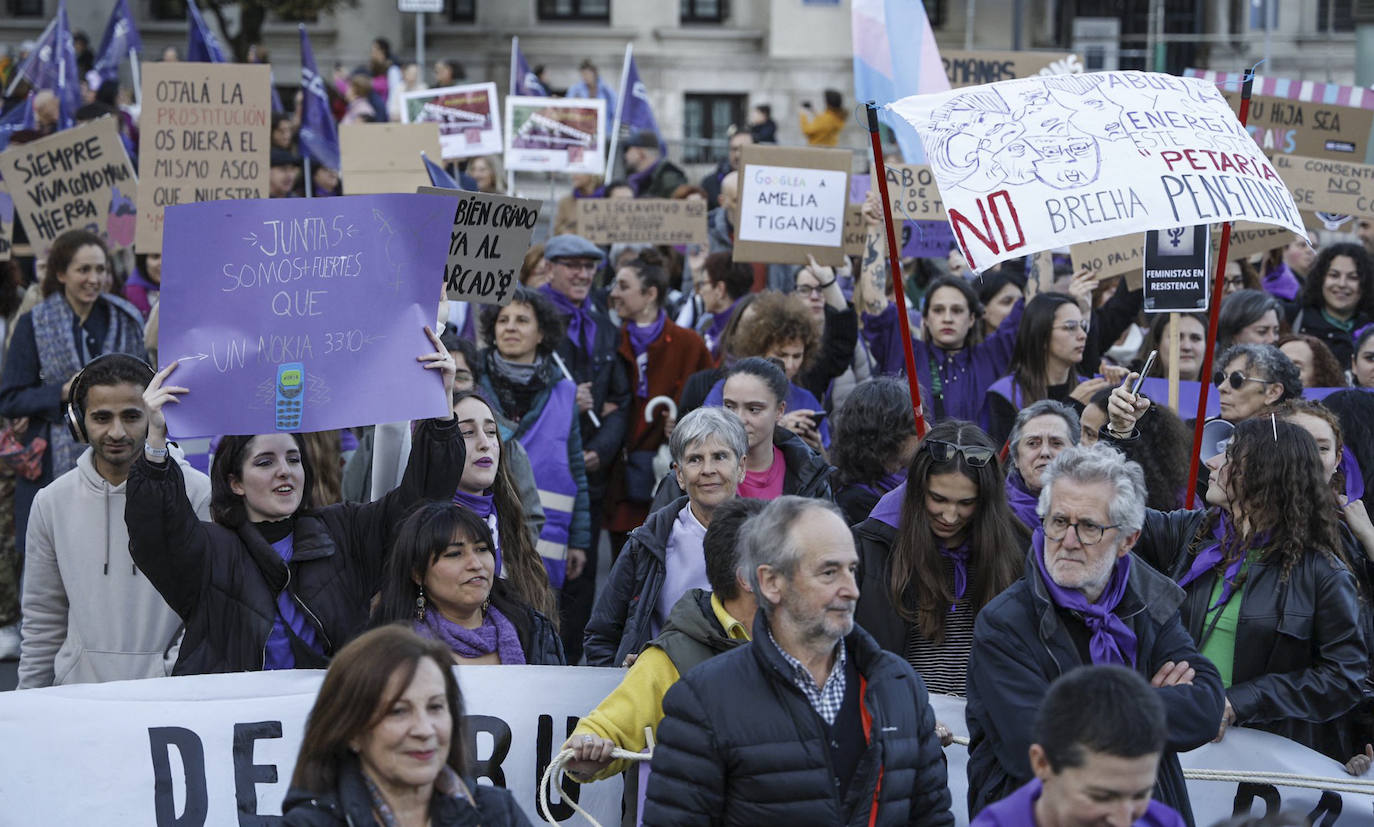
[940, 543, 970, 611]
[1342, 446, 1365, 503]
[573, 185, 606, 199]
[627, 311, 666, 398]
[856, 468, 907, 499]
[1261, 260, 1302, 302]
[451, 489, 502, 578]
[415, 603, 525, 665]
[627, 157, 661, 195]
[1176, 511, 1260, 610]
[540, 284, 597, 360]
[1031, 529, 1137, 667]
[704, 296, 743, 358]
[1005, 468, 1041, 532]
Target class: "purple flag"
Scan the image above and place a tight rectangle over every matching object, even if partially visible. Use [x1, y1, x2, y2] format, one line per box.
[0, 96, 35, 153]
[297, 25, 340, 170]
[159, 194, 457, 438]
[423, 152, 460, 189]
[511, 40, 547, 97]
[11, 4, 80, 131]
[186, 1, 228, 63]
[617, 53, 662, 149]
[94, 0, 141, 82]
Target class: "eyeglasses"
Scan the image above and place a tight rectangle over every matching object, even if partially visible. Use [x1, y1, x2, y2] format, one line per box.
[554, 259, 599, 273]
[1054, 320, 1091, 333]
[1212, 370, 1272, 390]
[794, 285, 825, 298]
[1043, 514, 1120, 546]
[923, 439, 995, 467]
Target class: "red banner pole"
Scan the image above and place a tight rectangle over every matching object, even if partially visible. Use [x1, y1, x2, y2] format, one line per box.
[865, 102, 928, 437]
[1185, 71, 1257, 498]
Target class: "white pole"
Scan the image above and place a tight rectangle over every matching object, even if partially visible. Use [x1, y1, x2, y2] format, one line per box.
[415, 13, 426, 88]
[964, 0, 976, 50]
[129, 47, 142, 106]
[550, 350, 600, 427]
[603, 43, 632, 186]
[510, 35, 518, 96]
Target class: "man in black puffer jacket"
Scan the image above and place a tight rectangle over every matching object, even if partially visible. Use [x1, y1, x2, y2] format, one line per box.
[644, 496, 952, 827]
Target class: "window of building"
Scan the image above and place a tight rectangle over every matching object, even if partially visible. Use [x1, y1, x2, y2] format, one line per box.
[449, 0, 476, 22]
[537, 0, 609, 21]
[681, 0, 726, 23]
[1318, 0, 1353, 32]
[923, 0, 946, 27]
[683, 93, 744, 164]
[6, 0, 44, 17]
[150, 0, 188, 20]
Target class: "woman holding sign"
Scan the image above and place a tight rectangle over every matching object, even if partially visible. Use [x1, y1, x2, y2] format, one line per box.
[122, 326, 464, 675]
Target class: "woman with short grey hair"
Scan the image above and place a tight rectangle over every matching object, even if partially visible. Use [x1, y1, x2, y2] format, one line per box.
[1005, 400, 1081, 530]
[584, 407, 748, 667]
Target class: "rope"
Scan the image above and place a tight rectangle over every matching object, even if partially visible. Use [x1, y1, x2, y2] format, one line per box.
[946, 735, 1374, 795]
[539, 729, 655, 826]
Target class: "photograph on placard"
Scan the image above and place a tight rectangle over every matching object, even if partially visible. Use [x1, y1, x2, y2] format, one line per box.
[504, 95, 605, 174]
[402, 81, 503, 161]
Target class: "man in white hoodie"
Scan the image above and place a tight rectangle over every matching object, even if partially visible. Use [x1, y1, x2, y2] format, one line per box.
[18, 355, 211, 688]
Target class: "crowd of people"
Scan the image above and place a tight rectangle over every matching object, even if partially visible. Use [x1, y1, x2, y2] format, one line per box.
[6, 33, 1374, 827]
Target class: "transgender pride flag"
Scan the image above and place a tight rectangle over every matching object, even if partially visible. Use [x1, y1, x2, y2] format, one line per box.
[852, 0, 949, 163]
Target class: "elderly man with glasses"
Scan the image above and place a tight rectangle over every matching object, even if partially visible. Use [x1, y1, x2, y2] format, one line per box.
[965, 442, 1225, 827]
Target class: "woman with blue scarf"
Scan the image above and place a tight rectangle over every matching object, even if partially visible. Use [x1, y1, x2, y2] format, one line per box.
[1117, 390, 1367, 762]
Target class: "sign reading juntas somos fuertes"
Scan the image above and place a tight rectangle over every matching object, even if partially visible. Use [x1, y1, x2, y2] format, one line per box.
[887, 71, 1309, 272]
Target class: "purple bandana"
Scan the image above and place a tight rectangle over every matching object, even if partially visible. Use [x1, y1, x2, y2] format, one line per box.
[1031, 528, 1137, 667]
[704, 296, 744, 358]
[627, 311, 666, 398]
[1176, 511, 1261, 610]
[540, 284, 597, 360]
[1342, 446, 1365, 503]
[414, 603, 525, 665]
[1005, 467, 1041, 532]
[1261, 260, 1302, 302]
[941, 543, 969, 611]
[855, 468, 907, 499]
[451, 488, 501, 577]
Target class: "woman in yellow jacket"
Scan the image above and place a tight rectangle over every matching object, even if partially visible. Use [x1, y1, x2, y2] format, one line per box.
[800, 89, 847, 146]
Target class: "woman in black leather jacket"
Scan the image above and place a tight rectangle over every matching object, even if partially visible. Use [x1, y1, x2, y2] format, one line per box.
[1108, 386, 1367, 761]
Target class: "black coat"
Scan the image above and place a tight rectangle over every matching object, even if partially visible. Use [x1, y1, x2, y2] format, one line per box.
[490, 586, 566, 665]
[798, 304, 859, 403]
[125, 418, 464, 675]
[1133, 507, 1369, 760]
[553, 303, 631, 501]
[583, 496, 687, 667]
[1287, 303, 1370, 368]
[281, 758, 532, 826]
[648, 426, 834, 513]
[965, 551, 1225, 826]
[644, 615, 953, 827]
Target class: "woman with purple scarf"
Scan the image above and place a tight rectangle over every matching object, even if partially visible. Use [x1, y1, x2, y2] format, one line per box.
[372, 503, 564, 666]
[829, 377, 920, 525]
[1119, 393, 1367, 762]
[854, 420, 1027, 695]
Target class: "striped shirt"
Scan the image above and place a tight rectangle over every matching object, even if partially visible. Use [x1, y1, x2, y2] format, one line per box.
[903, 555, 977, 697]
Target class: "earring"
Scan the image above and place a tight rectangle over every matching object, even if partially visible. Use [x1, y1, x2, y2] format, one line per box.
[415, 585, 426, 621]
[481, 597, 490, 615]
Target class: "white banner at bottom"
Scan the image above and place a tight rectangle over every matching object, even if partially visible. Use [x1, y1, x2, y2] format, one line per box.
[1, 671, 1372, 825]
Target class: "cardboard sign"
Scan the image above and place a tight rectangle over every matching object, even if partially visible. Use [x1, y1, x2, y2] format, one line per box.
[0, 117, 138, 259]
[505, 96, 605, 174]
[1143, 225, 1210, 313]
[941, 50, 1083, 88]
[1074, 221, 1295, 288]
[735, 144, 851, 266]
[1226, 222, 1296, 259]
[1225, 91, 1374, 164]
[575, 198, 707, 245]
[339, 122, 442, 195]
[890, 72, 1308, 273]
[843, 205, 866, 256]
[1273, 153, 1374, 218]
[0, 666, 626, 825]
[135, 63, 271, 253]
[402, 82, 503, 161]
[0, 191, 12, 262]
[159, 194, 455, 438]
[417, 185, 541, 306]
[884, 163, 946, 220]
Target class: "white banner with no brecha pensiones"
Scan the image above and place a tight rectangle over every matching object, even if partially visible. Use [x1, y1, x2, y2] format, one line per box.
[886, 71, 1309, 273]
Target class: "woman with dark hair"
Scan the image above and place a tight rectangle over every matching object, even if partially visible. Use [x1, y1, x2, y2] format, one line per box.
[854, 420, 1026, 694]
[675, 292, 759, 418]
[477, 286, 590, 591]
[1289, 242, 1374, 366]
[1133, 313, 1206, 382]
[0, 229, 146, 562]
[281, 625, 531, 825]
[1113, 397, 1367, 761]
[1324, 390, 1374, 515]
[1278, 333, 1347, 389]
[1216, 288, 1283, 352]
[983, 292, 1091, 446]
[605, 250, 714, 550]
[830, 377, 920, 524]
[124, 327, 463, 675]
[976, 269, 1025, 339]
[1214, 343, 1302, 424]
[694, 252, 754, 362]
[1352, 327, 1374, 388]
[1258, 240, 1311, 302]
[1080, 386, 1191, 511]
[372, 503, 562, 665]
[124, 252, 160, 318]
[1222, 259, 1262, 297]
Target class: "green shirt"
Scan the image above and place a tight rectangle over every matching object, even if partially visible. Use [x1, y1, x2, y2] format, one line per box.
[1197, 550, 1264, 688]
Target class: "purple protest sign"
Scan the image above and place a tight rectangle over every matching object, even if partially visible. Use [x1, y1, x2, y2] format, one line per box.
[850, 173, 871, 204]
[160, 194, 455, 438]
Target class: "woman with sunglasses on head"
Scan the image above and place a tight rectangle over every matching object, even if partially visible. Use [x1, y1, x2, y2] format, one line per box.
[854, 420, 1026, 695]
[982, 292, 1097, 447]
[1287, 242, 1374, 368]
[1213, 343, 1302, 424]
[1105, 390, 1367, 761]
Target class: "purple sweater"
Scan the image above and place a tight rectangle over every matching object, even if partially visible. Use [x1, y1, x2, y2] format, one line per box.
[861, 298, 1023, 423]
[972, 778, 1186, 827]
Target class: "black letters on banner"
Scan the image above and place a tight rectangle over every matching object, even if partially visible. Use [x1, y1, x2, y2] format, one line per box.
[537, 715, 584, 819]
[464, 714, 512, 787]
[233, 720, 283, 825]
[149, 726, 210, 826]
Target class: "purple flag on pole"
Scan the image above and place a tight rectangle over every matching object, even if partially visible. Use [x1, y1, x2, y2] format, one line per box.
[12, 3, 80, 131]
[159, 194, 457, 437]
[186, 1, 228, 63]
[0, 96, 35, 153]
[297, 25, 340, 170]
[94, 0, 141, 82]
[512, 42, 547, 97]
[617, 53, 662, 149]
[423, 152, 460, 189]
